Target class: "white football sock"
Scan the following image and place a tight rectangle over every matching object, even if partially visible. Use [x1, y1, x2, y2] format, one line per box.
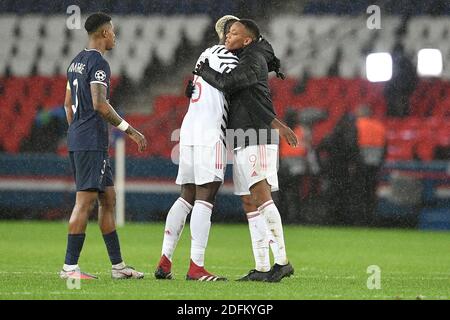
[264, 213, 280, 262]
[112, 261, 126, 270]
[63, 264, 79, 272]
[161, 197, 193, 261]
[190, 200, 213, 267]
[259, 200, 288, 265]
[246, 211, 271, 272]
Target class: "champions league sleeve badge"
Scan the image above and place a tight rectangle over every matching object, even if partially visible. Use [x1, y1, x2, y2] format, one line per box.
[95, 70, 107, 82]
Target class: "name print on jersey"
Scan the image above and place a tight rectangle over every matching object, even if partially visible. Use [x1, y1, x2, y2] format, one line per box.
[68, 62, 86, 74]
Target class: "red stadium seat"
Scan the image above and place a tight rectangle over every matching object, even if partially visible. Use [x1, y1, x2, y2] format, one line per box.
[386, 141, 415, 162]
[0, 75, 124, 154]
[437, 127, 450, 147]
[269, 77, 297, 99]
[416, 129, 437, 162]
[1, 74, 448, 161]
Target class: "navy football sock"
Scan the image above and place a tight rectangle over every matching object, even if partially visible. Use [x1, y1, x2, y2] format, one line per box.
[64, 234, 86, 265]
[102, 230, 123, 265]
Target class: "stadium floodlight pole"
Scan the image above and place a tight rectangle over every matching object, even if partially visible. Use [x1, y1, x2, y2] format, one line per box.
[115, 135, 126, 227]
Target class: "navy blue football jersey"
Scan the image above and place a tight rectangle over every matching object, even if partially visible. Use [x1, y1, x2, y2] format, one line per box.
[66, 49, 111, 151]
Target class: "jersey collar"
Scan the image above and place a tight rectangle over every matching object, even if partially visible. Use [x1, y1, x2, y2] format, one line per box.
[84, 48, 103, 55]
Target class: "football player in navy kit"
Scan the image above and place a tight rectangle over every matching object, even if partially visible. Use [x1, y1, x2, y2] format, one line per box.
[60, 13, 147, 280]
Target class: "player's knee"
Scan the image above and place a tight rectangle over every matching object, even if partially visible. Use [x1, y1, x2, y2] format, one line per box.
[241, 195, 256, 212]
[195, 182, 220, 204]
[251, 192, 270, 208]
[98, 189, 116, 210]
[75, 197, 96, 212]
[68, 213, 88, 231]
[195, 190, 217, 205]
[99, 197, 116, 210]
[250, 182, 272, 207]
[180, 184, 196, 205]
[196, 193, 216, 204]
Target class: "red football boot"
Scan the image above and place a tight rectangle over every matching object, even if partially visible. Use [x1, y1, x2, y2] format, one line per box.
[186, 259, 227, 281]
[154, 255, 173, 280]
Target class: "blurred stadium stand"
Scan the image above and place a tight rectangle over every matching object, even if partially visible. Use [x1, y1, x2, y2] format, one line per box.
[0, 12, 449, 159]
[303, 0, 450, 16]
[0, 0, 449, 227]
[0, 0, 271, 17]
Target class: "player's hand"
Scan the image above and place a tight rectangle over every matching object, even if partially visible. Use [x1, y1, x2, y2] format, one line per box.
[126, 127, 147, 152]
[268, 56, 285, 80]
[271, 118, 298, 147]
[279, 125, 298, 147]
[268, 56, 280, 73]
[276, 70, 286, 80]
[185, 79, 195, 98]
[193, 58, 209, 76]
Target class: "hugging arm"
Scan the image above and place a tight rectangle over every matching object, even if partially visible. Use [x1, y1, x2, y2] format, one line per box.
[195, 54, 261, 94]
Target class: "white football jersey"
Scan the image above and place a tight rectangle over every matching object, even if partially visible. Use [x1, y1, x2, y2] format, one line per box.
[179, 45, 239, 146]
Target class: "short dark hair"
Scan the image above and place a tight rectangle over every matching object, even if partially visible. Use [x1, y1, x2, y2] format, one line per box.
[85, 12, 112, 34]
[238, 19, 260, 40]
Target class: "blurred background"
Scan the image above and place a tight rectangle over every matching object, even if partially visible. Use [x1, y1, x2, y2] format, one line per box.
[0, 0, 449, 230]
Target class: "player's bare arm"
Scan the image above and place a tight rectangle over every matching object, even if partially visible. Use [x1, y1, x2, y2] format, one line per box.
[271, 118, 298, 147]
[64, 82, 74, 125]
[91, 82, 123, 126]
[91, 83, 147, 152]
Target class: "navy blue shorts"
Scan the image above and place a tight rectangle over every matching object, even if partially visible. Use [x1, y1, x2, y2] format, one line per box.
[69, 151, 114, 192]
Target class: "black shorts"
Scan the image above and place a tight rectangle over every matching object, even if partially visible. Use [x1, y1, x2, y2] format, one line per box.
[69, 151, 114, 192]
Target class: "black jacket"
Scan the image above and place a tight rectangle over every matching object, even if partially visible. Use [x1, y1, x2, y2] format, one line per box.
[199, 38, 278, 148]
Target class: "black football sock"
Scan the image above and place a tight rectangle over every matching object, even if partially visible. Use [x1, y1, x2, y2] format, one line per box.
[102, 230, 123, 265]
[64, 234, 86, 266]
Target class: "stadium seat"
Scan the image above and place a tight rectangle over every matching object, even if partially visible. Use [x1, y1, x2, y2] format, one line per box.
[0, 15, 17, 41]
[140, 16, 164, 44]
[124, 59, 149, 82]
[17, 15, 43, 41]
[114, 16, 143, 43]
[183, 15, 212, 45]
[0, 12, 449, 159]
[41, 39, 65, 61]
[43, 16, 67, 41]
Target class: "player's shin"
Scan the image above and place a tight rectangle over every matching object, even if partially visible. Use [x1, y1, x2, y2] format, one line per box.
[246, 211, 271, 272]
[63, 233, 86, 269]
[258, 200, 289, 266]
[189, 200, 213, 267]
[264, 214, 280, 261]
[103, 230, 123, 265]
[161, 197, 193, 261]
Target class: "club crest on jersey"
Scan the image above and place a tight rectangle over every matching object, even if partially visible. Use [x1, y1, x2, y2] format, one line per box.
[95, 70, 107, 81]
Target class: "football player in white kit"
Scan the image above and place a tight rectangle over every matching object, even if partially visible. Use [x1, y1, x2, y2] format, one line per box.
[193, 19, 297, 282]
[154, 15, 290, 281]
[154, 15, 238, 281]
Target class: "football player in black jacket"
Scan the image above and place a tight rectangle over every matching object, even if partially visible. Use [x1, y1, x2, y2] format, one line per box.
[195, 19, 296, 282]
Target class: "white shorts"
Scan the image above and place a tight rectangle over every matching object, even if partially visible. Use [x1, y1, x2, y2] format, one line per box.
[233, 144, 279, 196]
[176, 141, 227, 186]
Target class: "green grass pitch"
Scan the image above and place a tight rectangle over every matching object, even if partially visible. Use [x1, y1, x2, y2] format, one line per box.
[0, 221, 449, 300]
